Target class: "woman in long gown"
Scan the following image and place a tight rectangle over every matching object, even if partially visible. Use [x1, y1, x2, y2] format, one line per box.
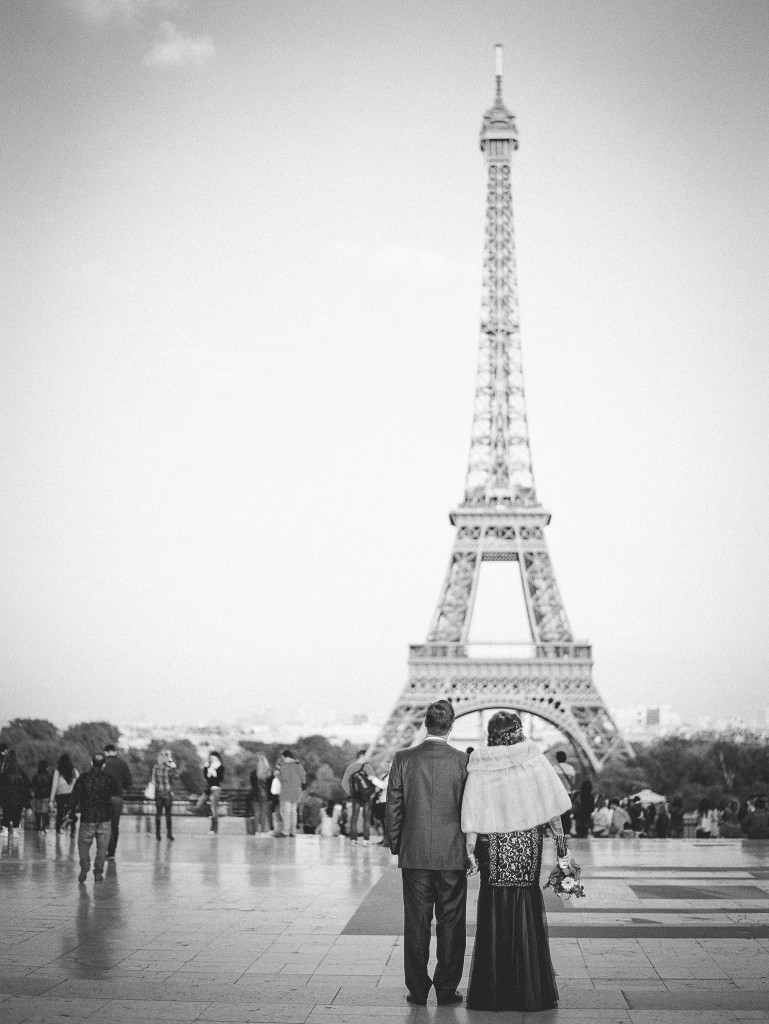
[461, 711, 574, 1012]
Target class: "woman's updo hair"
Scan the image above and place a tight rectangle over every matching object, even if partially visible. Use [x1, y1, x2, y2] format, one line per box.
[487, 710, 524, 746]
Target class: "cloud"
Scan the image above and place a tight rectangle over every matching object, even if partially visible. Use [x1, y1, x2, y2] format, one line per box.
[142, 20, 215, 69]
[330, 241, 454, 277]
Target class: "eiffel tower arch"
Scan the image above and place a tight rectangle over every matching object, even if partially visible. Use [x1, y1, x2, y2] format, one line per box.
[369, 47, 632, 775]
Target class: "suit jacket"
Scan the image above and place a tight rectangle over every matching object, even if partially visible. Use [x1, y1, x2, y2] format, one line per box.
[385, 740, 468, 871]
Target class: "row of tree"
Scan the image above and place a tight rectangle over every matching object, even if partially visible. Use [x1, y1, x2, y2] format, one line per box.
[3, 719, 767, 811]
[0, 720, 360, 802]
[597, 734, 769, 808]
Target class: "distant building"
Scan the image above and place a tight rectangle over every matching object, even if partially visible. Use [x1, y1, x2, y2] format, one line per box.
[611, 705, 683, 742]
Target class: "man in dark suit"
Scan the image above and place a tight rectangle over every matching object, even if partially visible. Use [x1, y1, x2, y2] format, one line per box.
[384, 699, 469, 1007]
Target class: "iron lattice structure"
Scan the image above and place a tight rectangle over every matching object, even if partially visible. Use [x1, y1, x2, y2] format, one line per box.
[369, 51, 632, 774]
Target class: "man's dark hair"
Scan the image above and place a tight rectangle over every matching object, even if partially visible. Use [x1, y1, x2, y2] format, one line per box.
[425, 699, 454, 735]
[282, 749, 293, 759]
[92, 752, 106, 767]
[756, 795, 767, 810]
[556, 751, 567, 763]
[356, 749, 366, 758]
[104, 743, 116, 754]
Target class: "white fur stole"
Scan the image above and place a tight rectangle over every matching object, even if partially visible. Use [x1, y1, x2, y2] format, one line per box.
[461, 739, 572, 834]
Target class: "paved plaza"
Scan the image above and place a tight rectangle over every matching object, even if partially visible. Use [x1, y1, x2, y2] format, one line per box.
[1, 821, 768, 1023]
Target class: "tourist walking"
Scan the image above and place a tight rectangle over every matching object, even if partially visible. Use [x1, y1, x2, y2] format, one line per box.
[71, 752, 119, 882]
[342, 748, 377, 845]
[31, 760, 52, 832]
[203, 751, 225, 833]
[461, 711, 572, 1012]
[0, 752, 31, 839]
[103, 742, 132, 859]
[274, 750, 305, 837]
[248, 754, 272, 833]
[385, 699, 468, 1008]
[151, 749, 178, 841]
[50, 753, 79, 836]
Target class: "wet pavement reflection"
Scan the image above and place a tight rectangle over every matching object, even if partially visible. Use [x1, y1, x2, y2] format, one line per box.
[0, 819, 768, 1021]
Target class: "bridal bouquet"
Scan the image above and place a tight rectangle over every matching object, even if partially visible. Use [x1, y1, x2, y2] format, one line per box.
[544, 856, 585, 901]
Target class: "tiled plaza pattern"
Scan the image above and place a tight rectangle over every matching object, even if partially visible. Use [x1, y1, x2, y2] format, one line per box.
[1, 819, 768, 1023]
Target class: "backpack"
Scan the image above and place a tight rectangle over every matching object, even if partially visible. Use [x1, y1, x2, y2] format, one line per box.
[350, 766, 375, 801]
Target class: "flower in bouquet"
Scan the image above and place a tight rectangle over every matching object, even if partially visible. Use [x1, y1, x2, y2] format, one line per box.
[543, 857, 586, 901]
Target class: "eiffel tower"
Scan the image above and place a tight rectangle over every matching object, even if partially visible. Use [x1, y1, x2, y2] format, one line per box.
[369, 47, 632, 775]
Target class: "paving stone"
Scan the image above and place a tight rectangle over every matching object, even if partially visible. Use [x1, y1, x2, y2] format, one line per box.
[198, 1004, 314, 1023]
[624, 990, 769, 1010]
[0, 976, 65, 996]
[556, 987, 630, 1008]
[98, 999, 213, 1019]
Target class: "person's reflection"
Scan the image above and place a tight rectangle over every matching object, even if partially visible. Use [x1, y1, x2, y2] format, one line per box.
[1, 830, 20, 860]
[349, 851, 373, 892]
[72, 873, 123, 976]
[152, 837, 173, 886]
[201, 831, 222, 891]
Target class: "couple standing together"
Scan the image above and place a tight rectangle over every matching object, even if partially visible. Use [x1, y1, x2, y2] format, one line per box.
[384, 700, 573, 1012]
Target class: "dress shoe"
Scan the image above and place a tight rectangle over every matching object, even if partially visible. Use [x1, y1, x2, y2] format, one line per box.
[436, 992, 463, 1006]
[406, 994, 427, 1006]
[78, 868, 88, 883]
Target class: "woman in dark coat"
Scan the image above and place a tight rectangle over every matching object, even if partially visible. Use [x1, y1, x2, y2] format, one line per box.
[0, 751, 31, 836]
[31, 760, 53, 832]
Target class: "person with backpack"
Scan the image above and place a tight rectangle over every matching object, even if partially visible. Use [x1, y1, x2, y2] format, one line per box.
[342, 748, 379, 845]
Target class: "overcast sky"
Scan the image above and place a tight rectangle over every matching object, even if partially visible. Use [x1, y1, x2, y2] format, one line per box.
[2, 0, 768, 730]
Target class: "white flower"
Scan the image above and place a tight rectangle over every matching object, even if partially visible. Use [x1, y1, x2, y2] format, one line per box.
[560, 876, 575, 892]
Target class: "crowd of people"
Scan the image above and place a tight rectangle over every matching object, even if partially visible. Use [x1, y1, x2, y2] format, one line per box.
[244, 747, 387, 843]
[2, 740, 768, 865]
[561, 779, 769, 840]
[0, 741, 391, 857]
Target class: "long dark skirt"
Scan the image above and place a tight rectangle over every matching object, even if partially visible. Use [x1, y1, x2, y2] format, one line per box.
[466, 830, 558, 1012]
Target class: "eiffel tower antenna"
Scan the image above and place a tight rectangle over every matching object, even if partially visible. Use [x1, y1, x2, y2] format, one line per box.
[369, 48, 632, 773]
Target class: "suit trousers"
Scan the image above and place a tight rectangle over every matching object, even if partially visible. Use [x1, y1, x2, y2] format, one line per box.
[402, 869, 467, 1001]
